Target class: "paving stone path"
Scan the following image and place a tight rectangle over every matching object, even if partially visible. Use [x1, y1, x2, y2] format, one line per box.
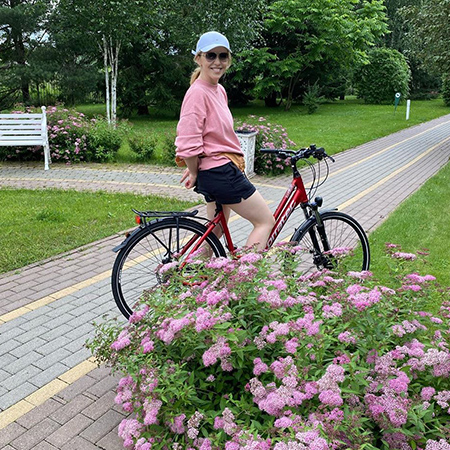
[1, 114, 449, 449]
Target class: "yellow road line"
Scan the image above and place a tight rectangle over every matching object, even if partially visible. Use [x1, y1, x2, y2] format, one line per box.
[0, 271, 111, 324]
[338, 135, 450, 211]
[0, 358, 97, 430]
[0, 176, 186, 190]
[1, 127, 448, 325]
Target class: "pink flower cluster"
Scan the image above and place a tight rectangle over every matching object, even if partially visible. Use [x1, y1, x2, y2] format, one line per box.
[156, 314, 194, 344]
[202, 336, 233, 371]
[346, 284, 382, 310]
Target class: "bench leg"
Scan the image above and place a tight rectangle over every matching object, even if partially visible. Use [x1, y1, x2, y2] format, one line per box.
[44, 143, 50, 170]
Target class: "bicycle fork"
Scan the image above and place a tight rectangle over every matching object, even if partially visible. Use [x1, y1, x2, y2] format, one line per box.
[306, 197, 334, 268]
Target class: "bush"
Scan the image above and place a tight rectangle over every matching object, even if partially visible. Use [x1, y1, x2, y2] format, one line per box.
[128, 134, 158, 162]
[88, 244, 450, 450]
[157, 133, 177, 166]
[236, 116, 296, 176]
[442, 74, 450, 107]
[353, 48, 411, 104]
[303, 82, 325, 115]
[85, 119, 130, 163]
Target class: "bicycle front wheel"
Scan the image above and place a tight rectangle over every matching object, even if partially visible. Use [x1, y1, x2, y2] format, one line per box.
[112, 218, 226, 319]
[290, 211, 370, 274]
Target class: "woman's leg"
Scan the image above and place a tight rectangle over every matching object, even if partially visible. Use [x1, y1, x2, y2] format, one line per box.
[225, 191, 275, 251]
[206, 202, 231, 240]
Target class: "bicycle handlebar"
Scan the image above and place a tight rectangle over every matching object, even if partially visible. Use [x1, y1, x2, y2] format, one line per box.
[260, 144, 335, 163]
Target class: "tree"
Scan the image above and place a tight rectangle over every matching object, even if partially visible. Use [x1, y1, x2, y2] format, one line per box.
[402, 0, 450, 75]
[0, 0, 52, 107]
[235, 0, 388, 110]
[117, 0, 267, 115]
[382, 0, 441, 100]
[53, 0, 151, 125]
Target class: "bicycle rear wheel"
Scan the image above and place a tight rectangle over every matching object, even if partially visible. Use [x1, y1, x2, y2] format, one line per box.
[290, 211, 370, 274]
[111, 218, 226, 319]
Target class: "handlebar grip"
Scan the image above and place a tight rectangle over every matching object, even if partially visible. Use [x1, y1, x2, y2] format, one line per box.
[260, 148, 281, 154]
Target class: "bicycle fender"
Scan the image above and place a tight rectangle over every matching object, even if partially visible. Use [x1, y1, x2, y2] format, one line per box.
[112, 227, 142, 253]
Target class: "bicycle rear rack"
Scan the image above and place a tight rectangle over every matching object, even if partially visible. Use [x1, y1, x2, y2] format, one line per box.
[132, 209, 200, 227]
[132, 209, 199, 218]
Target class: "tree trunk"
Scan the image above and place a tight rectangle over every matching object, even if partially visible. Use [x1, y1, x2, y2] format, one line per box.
[285, 73, 301, 111]
[109, 40, 120, 127]
[103, 36, 111, 125]
[264, 92, 279, 107]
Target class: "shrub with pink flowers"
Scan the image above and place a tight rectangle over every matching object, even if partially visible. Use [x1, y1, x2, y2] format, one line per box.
[2, 106, 129, 163]
[236, 116, 296, 176]
[88, 245, 450, 450]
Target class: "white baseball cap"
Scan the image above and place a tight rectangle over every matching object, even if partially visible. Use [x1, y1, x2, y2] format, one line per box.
[192, 31, 232, 56]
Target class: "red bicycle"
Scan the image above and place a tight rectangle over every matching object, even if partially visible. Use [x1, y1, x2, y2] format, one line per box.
[112, 145, 370, 318]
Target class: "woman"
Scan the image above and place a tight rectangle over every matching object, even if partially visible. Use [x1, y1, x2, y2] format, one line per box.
[175, 31, 275, 251]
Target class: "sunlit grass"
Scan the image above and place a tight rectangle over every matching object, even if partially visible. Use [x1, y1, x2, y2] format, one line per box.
[368, 161, 450, 287]
[0, 189, 196, 273]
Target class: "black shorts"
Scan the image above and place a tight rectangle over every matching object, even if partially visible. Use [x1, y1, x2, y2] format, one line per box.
[194, 162, 256, 204]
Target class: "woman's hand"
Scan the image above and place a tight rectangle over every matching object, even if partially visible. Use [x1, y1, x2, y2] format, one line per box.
[180, 168, 197, 189]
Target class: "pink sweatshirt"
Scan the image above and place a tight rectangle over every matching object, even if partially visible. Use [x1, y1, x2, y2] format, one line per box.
[175, 79, 243, 171]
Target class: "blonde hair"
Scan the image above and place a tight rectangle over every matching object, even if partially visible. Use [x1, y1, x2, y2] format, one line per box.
[190, 52, 232, 85]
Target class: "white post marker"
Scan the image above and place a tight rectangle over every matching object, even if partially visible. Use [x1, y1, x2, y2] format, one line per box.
[406, 100, 411, 120]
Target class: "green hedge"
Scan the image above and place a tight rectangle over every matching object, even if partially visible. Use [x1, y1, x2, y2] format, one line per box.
[354, 48, 411, 104]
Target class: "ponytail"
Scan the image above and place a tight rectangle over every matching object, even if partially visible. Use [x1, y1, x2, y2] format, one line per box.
[190, 67, 201, 85]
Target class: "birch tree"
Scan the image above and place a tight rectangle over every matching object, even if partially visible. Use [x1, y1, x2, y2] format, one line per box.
[55, 0, 148, 126]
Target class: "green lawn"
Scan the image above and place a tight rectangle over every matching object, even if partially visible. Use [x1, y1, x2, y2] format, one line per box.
[77, 98, 450, 163]
[0, 189, 196, 274]
[368, 161, 450, 287]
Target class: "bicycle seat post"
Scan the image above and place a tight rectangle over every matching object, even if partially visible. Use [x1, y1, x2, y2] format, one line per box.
[215, 202, 223, 216]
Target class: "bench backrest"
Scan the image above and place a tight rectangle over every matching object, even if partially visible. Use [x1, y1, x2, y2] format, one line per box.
[0, 106, 50, 170]
[0, 106, 48, 147]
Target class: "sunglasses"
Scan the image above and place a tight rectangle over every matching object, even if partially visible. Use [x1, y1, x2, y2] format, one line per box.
[203, 51, 230, 62]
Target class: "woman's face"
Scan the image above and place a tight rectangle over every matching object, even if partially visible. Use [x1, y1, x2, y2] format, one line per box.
[196, 46, 230, 85]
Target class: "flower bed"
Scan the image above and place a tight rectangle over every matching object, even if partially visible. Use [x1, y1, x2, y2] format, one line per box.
[236, 116, 296, 176]
[88, 245, 450, 450]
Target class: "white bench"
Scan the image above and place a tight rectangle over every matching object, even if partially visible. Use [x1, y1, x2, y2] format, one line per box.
[0, 106, 51, 170]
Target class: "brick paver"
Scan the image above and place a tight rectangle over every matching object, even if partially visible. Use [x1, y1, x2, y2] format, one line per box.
[1, 114, 450, 448]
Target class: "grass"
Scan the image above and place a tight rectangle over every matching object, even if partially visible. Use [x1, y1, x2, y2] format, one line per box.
[0, 189, 196, 274]
[368, 161, 450, 286]
[76, 97, 450, 163]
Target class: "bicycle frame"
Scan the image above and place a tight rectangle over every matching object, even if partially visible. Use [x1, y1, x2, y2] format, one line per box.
[179, 172, 310, 260]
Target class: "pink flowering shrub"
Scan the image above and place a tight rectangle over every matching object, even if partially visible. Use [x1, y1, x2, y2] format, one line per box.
[88, 245, 450, 449]
[2, 105, 129, 163]
[236, 116, 296, 176]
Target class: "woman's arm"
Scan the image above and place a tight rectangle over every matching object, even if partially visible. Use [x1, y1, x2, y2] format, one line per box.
[179, 156, 199, 189]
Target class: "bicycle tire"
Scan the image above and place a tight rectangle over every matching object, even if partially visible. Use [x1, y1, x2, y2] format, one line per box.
[112, 217, 226, 319]
[290, 211, 370, 274]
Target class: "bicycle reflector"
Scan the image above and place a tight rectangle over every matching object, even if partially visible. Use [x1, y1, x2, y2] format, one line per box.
[135, 215, 142, 225]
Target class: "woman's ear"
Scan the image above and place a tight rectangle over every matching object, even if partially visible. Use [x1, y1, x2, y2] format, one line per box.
[194, 54, 201, 66]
